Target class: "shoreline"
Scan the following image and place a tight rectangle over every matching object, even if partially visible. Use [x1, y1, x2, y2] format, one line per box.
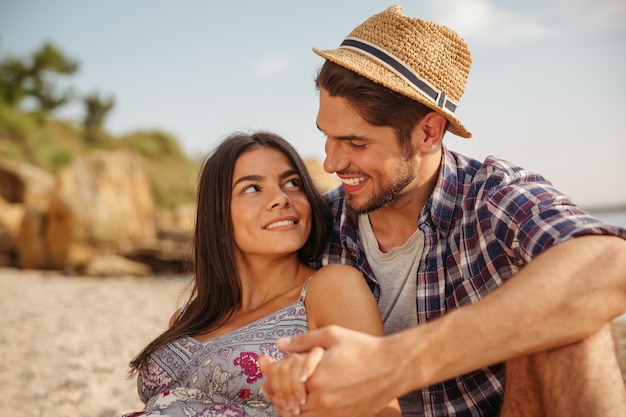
[0, 267, 624, 417]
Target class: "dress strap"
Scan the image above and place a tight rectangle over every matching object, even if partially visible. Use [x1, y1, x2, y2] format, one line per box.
[298, 276, 314, 303]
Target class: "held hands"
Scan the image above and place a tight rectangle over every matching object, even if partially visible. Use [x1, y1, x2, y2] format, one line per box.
[258, 347, 324, 415]
[259, 325, 402, 417]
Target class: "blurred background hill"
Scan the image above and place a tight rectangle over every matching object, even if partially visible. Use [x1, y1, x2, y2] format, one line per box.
[0, 42, 200, 210]
[0, 105, 200, 209]
[0, 43, 210, 275]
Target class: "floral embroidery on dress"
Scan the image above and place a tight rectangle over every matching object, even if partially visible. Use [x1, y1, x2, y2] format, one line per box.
[207, 365, 230, 397]
[140, 387, 246, 417]
[234, 352, 262, 383]
[238, 388, 252, 399]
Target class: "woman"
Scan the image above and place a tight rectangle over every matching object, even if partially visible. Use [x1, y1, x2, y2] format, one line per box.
[122, 131, 399, 417]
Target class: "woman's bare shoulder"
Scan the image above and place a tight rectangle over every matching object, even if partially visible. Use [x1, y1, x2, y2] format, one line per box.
[307, 263, 368, 292]
[305, 263, 380, 332]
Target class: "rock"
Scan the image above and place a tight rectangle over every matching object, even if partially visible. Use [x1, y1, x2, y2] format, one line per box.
[155, 203, 195, 236]
[46, 150, 157, 270]
[0, 196, 24, 267]
[0, 156, 54, 209]
[0, 228, 15, 267]
[83, 254, 152, 277]
[124, 237, 192, 275]
[0, 158, 53, 267]
[0, 195, 26, 237]
[16, 206, 53, 269]
[1, 153, 200, 274]
[125, 204, 194, 274]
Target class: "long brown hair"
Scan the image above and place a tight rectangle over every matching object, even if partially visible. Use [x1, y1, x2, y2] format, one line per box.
[315, 61, 447, 157]
[129, 131, 331, 374]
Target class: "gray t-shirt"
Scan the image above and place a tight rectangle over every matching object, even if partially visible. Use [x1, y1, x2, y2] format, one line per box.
[359, 213, 423, 334]
[359, 214, 424, 416]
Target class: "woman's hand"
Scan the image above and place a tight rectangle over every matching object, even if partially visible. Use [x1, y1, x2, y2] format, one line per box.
[259, 347, 324, 415]
[263, 326, 404, 417]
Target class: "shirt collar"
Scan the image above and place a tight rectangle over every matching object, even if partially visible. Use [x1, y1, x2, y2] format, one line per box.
[421, 145, 460, 238]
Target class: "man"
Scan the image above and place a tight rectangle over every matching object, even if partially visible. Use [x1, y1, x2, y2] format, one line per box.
[259, 5, 626, 416]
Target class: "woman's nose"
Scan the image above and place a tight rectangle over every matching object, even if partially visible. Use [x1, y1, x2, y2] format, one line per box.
[267, 188, 290, 209]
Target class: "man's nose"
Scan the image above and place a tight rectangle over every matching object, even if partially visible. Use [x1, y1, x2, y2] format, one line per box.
[323, 139, 349, 173]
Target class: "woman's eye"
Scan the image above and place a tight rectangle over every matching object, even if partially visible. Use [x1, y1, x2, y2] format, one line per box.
[243, 185, 260, 194]
[285, 179, 300, 188]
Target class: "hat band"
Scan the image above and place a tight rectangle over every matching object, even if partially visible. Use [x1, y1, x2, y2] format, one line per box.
[339, 37, 458, 114]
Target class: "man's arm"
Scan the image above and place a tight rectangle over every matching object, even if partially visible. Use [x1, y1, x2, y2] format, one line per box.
[402, 234, 626, 382]
[277, 235, 626, 416]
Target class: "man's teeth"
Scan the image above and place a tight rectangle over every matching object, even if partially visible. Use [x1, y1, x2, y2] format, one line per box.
[266, 220, 295, 229]
[341, 177, 365, 186]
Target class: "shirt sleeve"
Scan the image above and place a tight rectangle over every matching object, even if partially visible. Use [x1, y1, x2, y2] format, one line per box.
[481, 178, 626, 264]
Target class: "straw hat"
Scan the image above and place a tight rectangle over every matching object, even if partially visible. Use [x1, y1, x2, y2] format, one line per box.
[313, 5, 472, 138]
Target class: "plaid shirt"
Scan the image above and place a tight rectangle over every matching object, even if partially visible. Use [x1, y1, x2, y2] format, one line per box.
[313, 145, 626, 417]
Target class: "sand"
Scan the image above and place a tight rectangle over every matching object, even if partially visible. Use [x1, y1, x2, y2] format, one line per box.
[0, 268, 191, 417]
[0, 267, 624, 417]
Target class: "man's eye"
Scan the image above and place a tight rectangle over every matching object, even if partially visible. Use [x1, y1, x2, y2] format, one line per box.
[348, 139, 366, 148]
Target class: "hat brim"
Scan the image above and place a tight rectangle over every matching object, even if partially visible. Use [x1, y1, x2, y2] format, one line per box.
[313, 47, 472, 138]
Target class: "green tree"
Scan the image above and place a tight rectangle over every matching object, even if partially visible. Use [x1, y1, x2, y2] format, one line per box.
[0, 42, 78, 120]
[83, 91, 115, 143]
[0, 57, 28, 105]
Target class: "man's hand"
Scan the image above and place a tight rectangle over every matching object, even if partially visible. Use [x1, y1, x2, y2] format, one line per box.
[261, 325, 403, 417]
[259, 348, 324, 415]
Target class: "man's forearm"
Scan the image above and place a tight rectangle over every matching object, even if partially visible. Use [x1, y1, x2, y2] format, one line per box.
[393, 235, 626, 392]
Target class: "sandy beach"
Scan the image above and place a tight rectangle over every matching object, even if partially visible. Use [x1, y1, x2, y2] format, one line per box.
[1, 267, 625, 417]
[0, 268, 191, 417]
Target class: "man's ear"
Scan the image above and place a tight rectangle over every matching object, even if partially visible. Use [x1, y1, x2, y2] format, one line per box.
[416, 112, 447, 152]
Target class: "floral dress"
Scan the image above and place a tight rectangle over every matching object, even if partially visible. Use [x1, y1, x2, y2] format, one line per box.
[121, 278, 311, 417]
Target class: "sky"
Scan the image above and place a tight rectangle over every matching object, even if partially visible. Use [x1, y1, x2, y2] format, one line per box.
[1, 0, 625, 209]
